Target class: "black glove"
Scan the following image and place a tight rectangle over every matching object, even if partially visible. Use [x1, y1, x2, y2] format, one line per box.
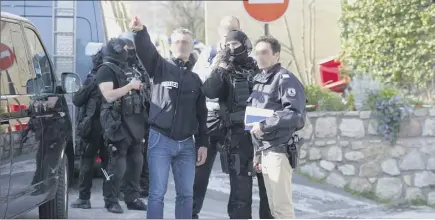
[219, 47, 231, 64]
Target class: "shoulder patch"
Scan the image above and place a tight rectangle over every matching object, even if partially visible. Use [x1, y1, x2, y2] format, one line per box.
[282, 74, 290, 79]
[288, 88, 296, 97]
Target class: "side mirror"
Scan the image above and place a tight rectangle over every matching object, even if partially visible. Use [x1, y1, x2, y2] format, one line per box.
[61, 72, 81, 93]
[26, 78, 35, 94]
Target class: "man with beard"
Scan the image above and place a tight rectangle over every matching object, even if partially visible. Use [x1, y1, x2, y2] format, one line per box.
[96, 38, 148, 213]
[201, 30, 271, 219]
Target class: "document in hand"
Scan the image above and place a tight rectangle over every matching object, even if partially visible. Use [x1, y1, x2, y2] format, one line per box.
[244, 106, 274, 131]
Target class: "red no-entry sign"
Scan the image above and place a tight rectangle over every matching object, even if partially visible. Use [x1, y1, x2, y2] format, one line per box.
[244, 0, 290, 23]
[0, 43, 16, 71]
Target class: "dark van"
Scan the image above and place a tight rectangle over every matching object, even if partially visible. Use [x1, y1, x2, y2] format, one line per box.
[0, 0, 106, 172]
[0, 12, 80, 219]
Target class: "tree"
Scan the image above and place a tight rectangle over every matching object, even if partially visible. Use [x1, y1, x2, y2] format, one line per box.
[340, 0, 435, 96]
[160, 1, 205, 43]
[111, 1, 131, 32]
[281, 0, 317, 85]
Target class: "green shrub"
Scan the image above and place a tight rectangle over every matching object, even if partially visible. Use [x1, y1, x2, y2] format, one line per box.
[362, 87, 400, 110]
[305, 85, 348, 112]
[346, 93, 356, 111]
[340, 0, 435, 91]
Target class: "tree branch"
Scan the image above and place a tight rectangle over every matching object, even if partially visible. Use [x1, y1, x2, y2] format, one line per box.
[284, 16, 304, 84]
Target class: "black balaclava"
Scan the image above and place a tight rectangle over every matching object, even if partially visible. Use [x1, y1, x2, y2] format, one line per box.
[127, 49, 137, 67]
[225, 30, 249, 65]
[119, 32, 137, 67]
[102, 38, 128, 67]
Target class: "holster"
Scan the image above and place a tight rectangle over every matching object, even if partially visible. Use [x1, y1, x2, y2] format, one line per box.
[217, 143, 230, 174]
[287, 143, 298, 169]
[287, 134, 304, 169]
[122, 95, 134, 116]
[230, 153, 241, 175]
[218, 129, 244, 175]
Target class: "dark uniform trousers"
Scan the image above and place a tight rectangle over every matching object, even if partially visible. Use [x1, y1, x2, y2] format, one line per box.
[193, 130, 274, 219]
[227, 130, 274, 219]
[78, 133, 107, 200]
[102, 115, 145, 205]
[192, 134, 220, 218]
[120, 136, 149, 195]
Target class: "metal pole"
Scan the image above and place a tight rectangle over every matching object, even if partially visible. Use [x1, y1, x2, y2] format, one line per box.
[264, 23, 270, 35]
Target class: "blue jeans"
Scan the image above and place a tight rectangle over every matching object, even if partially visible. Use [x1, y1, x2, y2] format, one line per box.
[146, 129, 196, 219]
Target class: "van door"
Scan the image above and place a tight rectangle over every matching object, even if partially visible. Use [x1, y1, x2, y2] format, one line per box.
[22, 24, 71, 202]
[0, 18, 13, 219]
[2, 21, 43, 218]
[0, 113, 11, 218]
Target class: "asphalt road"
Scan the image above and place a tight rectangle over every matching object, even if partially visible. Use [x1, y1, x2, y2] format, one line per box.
[18, 158, 435, 219]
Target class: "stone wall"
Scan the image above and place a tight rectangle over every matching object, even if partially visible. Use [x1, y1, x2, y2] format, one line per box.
[297, 109, 435, 206]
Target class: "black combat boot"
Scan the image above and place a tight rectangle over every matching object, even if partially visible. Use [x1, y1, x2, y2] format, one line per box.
[71, 198, 91, 209]
[126, 198, 147, 211]
[118, 192, 125, 201]
[105, 203, 124, 214]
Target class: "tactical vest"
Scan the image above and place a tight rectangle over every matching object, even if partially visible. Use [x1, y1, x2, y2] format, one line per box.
[101, 62, 148, 117]
[221, 68, 255, 128]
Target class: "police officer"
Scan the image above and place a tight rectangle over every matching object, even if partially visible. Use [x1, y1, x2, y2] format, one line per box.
[96, 38, 148, 213]
[191, 16, 240, 219]
[248, 36, 306, 219]
[118, 32, 151, 199]
[193, 17, 273, 219]
[71, 46, 107, 209]
[202, 30, 258, 219]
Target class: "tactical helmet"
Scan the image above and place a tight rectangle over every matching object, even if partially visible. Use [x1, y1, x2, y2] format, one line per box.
[225, 30, 252, 55]
[118, 32, 135, 48]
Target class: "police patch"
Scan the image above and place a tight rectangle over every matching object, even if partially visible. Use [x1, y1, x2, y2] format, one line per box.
[282, 74, 290, 79]
[288, 88, 296, 97]
[161, 81, 179, 89]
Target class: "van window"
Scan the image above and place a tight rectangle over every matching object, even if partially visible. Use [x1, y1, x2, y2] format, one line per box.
[24, 27, 54, 94]
[0, 21, 30, 95]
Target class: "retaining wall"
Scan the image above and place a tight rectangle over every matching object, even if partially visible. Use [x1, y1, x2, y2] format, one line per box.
[297, 108, 435, 206]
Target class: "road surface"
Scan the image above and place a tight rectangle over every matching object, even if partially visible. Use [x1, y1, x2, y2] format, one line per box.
[19, 158, 435, 219]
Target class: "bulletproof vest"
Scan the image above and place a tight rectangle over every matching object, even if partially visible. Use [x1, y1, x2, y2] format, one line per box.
[101, 62, 148, 117]
[222, 67, 255, 127]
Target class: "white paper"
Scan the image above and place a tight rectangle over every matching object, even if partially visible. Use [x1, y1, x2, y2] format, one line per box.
[248, 0, 285, 4]
[244, 106, 274, 130]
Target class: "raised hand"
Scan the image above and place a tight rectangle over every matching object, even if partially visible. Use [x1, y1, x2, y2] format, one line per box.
[130, 16, 143, 32]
